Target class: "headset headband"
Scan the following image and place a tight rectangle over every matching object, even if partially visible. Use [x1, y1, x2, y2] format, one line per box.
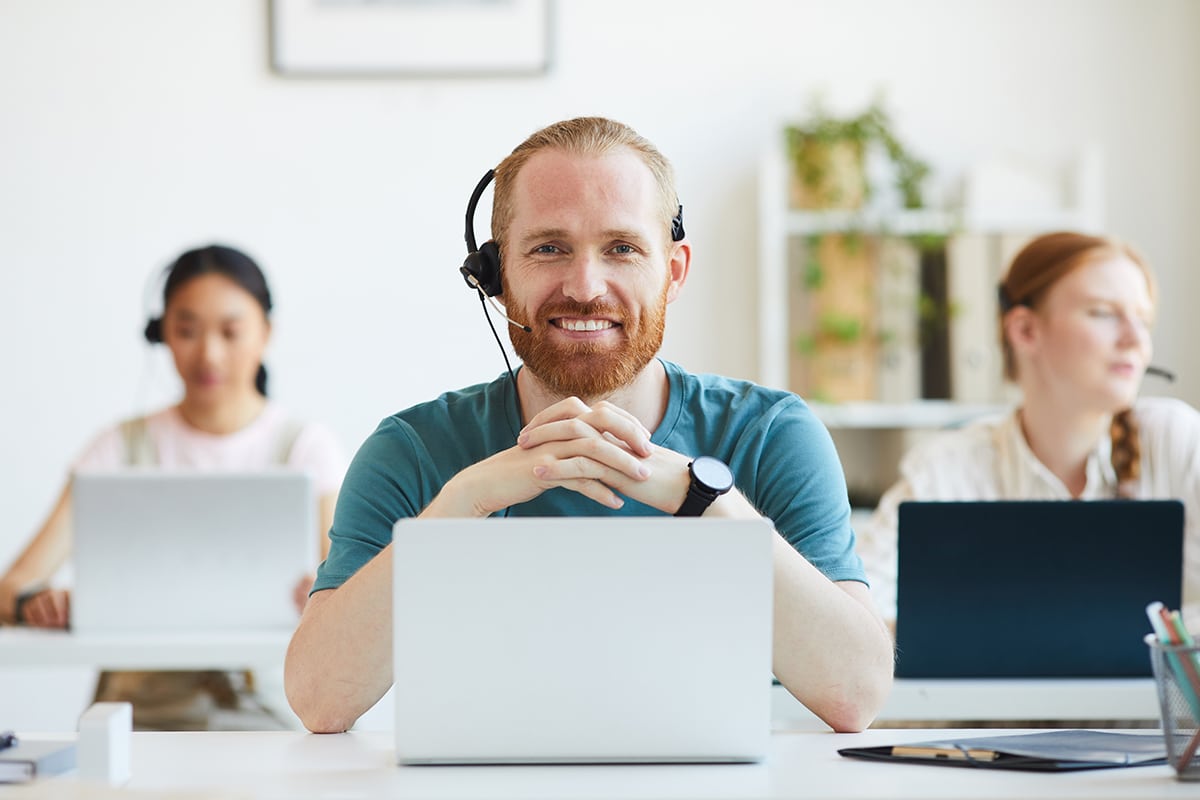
[465, 169, 495, 254]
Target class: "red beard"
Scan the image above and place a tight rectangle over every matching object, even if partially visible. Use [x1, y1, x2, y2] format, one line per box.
[509, 288, 668, 401]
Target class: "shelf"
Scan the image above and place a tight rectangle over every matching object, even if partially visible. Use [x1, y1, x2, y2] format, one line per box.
[806, 400, 1008, 430]
[785, 208, 957, 237]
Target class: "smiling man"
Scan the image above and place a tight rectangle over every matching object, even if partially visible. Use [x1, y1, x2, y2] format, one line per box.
[284, 117, 894, 735]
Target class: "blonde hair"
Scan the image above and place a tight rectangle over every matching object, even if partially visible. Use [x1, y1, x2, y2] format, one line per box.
[490, 117, 679, 256]
[997, 231, 1157, 490]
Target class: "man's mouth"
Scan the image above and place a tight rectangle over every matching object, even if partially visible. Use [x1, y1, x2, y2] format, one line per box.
[552, 317, 618, 332]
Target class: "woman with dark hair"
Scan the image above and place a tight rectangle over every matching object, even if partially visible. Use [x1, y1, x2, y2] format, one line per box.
[0, 244, 345, 728]
[857, 231, 1200, 631]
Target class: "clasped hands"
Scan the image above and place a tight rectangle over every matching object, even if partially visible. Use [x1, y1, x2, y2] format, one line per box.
[435, 397, 693, 517]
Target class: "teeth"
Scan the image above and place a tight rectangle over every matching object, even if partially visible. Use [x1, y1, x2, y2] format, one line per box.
[560, 319, 614, 332]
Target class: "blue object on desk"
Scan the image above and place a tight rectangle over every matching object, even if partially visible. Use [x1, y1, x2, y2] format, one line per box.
[895, 499, 1184, 678]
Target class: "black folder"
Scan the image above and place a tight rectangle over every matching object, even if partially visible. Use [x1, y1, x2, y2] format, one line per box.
[839, 730, 1171, 772]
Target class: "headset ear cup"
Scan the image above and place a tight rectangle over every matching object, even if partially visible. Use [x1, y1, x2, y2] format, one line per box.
[476, 241, 503, 297]
[671, 204, 686, 242]
[144, 317, 163, 344]
[461, 247, 502, 298]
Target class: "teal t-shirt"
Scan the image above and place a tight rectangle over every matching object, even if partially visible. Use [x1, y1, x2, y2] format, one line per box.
[314, 359, 864, 591]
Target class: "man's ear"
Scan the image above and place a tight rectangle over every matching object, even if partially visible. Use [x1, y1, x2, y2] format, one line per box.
[665, 241, 691, 304]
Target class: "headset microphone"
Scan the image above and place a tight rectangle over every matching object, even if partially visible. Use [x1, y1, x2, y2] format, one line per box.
[1146, 365, 1176, 382]
[464, 271, 531, 332]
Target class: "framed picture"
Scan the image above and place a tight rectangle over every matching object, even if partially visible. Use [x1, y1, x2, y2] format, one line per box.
[270, 0, 552, 77]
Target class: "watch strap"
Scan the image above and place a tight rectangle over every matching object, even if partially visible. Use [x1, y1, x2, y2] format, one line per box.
[675, 473, 721, 517]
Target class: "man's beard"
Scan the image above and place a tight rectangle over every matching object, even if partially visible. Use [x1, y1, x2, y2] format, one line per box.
[508, 285, 668, 401]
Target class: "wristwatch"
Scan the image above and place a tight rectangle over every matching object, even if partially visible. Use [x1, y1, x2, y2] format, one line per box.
[674, 456, 734, 517]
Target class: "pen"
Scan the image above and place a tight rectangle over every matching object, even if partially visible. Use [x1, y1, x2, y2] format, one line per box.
[0, 731, 16, 752]
[890, 745, 999, 761]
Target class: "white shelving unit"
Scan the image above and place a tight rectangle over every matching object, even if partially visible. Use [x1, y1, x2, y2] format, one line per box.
[757, 131, 1102, 501]
[807, 400, 1006, 431]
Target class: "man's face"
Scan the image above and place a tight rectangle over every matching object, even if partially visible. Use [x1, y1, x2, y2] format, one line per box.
[500, 147, 686, 400]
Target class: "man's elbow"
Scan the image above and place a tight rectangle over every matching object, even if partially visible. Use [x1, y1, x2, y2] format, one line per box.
[296, 706, 355, 735]
[816, 672, 893, 733]
[285, 639, 357, 733]
[820, 698, 880, 734]
[284, 671, 357, 734]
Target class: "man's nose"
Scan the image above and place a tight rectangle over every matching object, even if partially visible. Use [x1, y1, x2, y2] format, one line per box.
[561, 254, 607, 303]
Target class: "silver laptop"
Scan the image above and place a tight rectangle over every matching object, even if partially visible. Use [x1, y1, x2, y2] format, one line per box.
[71, 471, 314, 634]
[391, 517, 774, 764]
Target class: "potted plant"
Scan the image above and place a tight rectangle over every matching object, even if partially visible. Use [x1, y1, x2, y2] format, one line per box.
[785, 98, 930, 211]
[783, 98, 935, 402]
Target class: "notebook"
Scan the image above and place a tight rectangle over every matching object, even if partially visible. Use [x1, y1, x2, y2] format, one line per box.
[839, 729, 1172, 772]
[895, 499, 1184, 678]
[390, 516, 775, 764]
[71, 471, 314, 634]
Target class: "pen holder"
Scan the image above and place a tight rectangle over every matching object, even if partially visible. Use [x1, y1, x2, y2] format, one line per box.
[1146, 635, 1200, 780]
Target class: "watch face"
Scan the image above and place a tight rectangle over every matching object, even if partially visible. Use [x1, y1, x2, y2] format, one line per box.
[692, 456, 734, 493]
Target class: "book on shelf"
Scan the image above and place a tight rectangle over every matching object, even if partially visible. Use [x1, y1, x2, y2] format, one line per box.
[788, 233, 878, 402]
[945, 232, 1032, 404]
[875, 237, 921, 404]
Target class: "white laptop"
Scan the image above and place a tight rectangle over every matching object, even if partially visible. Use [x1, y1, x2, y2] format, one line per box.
[71, 471, 313, 634]
[391, 516, 774, 765]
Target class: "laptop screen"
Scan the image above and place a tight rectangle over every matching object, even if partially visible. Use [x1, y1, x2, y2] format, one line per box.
[895, 499, 1184, 678]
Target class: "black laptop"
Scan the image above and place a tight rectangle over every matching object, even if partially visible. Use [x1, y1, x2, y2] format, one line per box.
[894, 500, 1184, 678]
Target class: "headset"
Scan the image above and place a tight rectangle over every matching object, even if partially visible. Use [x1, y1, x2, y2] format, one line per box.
[458, 168, 687, 302]
[142, 264, 172, 344]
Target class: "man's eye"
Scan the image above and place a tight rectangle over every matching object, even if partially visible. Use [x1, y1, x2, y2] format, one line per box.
[1088, 308, 1116, 319]
[534, 244, 560, 255]
[610, 244, 635, 255]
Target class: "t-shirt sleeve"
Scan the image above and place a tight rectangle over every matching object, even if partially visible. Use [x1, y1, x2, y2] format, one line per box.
[312, 418, 429, 593]
[747, 398, 865, 584]
[288, 422, 348, 497]
[70, 425, 126, 473]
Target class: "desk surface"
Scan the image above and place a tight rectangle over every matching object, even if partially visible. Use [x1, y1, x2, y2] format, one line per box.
[1, 628, 1160, 726]
[18, 729, 1196, 800]
[0, 627, 291, 669]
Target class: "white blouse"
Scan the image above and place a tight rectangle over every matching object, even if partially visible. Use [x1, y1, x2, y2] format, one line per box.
[856, 396, 1200, 630]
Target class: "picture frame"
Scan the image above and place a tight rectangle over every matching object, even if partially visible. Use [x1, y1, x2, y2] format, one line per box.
[269, 0, 553, 78]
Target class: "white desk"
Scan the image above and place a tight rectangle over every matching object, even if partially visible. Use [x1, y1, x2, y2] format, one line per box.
[19, 729, 1195, 799]
[0, 628, 297, 733]
[1, 629, 1160, 731]
[0, 627, 291, 669]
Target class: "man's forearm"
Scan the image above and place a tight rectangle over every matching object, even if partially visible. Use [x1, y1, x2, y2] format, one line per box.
[770, 536, 894, 732]
[285, 546, 395, 733]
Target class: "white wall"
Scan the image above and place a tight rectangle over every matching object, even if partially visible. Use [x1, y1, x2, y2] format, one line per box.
[3, 0, 1199, 572]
